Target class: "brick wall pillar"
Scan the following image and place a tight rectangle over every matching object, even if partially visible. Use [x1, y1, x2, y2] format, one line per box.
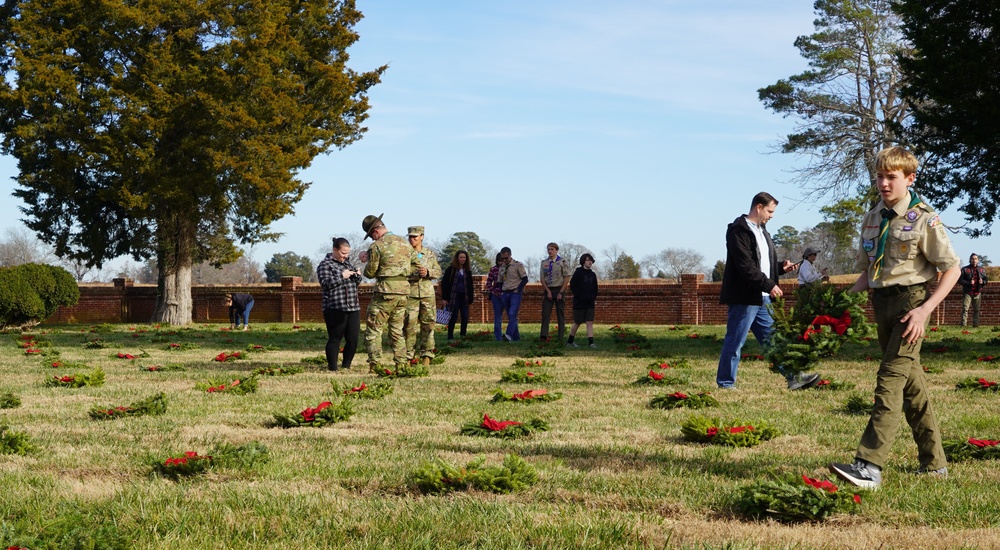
[113, 278, 133, 323]
[679, 273, 704, 325]
[280, 276, 302, 323]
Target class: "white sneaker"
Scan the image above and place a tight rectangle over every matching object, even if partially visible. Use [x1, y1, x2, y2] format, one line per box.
[589, 343, 597, 349]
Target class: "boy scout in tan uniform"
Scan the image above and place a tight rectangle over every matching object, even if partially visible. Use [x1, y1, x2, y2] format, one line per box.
[403, 226, 442, 365]
[359, 214, 415, 371]
[831, 147, 961, 490]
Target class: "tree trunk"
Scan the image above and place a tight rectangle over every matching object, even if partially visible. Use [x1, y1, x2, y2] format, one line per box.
[150, 215, 195, 325]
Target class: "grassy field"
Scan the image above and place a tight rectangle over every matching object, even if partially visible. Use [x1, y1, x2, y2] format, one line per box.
[1, 321, 999, 549]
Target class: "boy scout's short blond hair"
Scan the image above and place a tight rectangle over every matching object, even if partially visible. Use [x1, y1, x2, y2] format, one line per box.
[875, 146, 919, 176]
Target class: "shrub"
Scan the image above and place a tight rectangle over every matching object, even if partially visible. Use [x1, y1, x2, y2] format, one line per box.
[0, 263, 79, 329]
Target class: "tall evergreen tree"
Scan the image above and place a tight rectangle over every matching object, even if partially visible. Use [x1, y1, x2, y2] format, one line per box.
[0, 0, 384, 324]
[895, 0, 1000, 237]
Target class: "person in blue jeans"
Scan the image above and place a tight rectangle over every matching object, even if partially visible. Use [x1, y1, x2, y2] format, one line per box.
[226, 292, 254, 331]
[497, 247, 528, 342]
[716, 192, 818, 390]
[483, 253, 505, 340]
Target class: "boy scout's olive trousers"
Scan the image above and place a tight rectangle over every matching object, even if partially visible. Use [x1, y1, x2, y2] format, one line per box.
[856, 284, 948, 471]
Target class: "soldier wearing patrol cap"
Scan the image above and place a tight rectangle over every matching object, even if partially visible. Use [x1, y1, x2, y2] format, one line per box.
[830, 146, 961, 490]
[358, 213, 416, 371]
[403, 225, 442, 365]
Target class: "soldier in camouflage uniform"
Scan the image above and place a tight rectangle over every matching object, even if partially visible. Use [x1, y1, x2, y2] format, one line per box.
[359, 214, 415, 370]
[403, 226, 442, 365]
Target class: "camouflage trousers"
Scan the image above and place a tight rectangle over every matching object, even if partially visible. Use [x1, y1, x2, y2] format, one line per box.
[404, 295, 437, 360]
[365, 292, 408, 367]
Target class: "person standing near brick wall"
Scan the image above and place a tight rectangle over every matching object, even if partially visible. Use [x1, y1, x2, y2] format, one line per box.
[539, 242, 572, 343]
[359, 213, 414, 371]
[959, 253, 988, 327]
[226, 292, 254, 331]
[316, 237, 363, 371]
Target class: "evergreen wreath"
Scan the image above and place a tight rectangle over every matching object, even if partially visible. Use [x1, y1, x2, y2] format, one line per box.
[272, 399, 354, 428]
[0, 425, 35, 455]
[89, 392, 168, 420]
[647, 358, 691, 370]
[44, 368, 105, 388]
[680, 415, 779, 447]
[410, 454, 539, 495]
[955, 377, 1000, 392]
[141, 363, 187, 372]
[375, 363, 429, 378]
[0, 391, 21, 409]
[943, 437, 1000, 462]
[491, 388, 562, 403]
[500, 367, 553, 384]
[842, 392, 875, 415]
[810, 378, 855, 391]
[732, 474, 862, 522]
[460, 414, 549, 439]
[196, 375, 258, 394]
[766, 284, 874, 375]
[634, 369, 690, 386]
[333, 380, 393, 399]
[253, 365, 303, 376]
[649, 391, 719, 410]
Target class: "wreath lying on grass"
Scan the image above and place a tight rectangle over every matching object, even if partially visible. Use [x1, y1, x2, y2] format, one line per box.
[491, 388, 562, 403]
[376, 363, 429, 378]
[647, 358, 691, 370]
[943, 437, 1000, 462]
[113, 351, 150, 360]
[152, 441, 270, 479]
[500, 367, 553, 384]
[522, 341, 564, 358]
[459, 414, 550, 439]
[196, 375, 258, 394]
[44, 368, 105, 388]
[766, 284, 874, 375]
[649, 391, 718, 410]
[610, 325, 649, 349]
[45, 360, 89, 369]
[213, 351, 244, 362]
[634, 370, 690, 386]
[732, 474, 862, 523]
[410, 454, 538, 495]
[272, 399, 354, 428]
[811, 378, 855, 391]
[680, 415, 779, 447]
[332, 380, 393, 400]
[253, 365, 303, 376]
[245, 344, 280, 353]
[89, 392, 168, 420]
[0, 391, 21, 409]
[955, 377, 999, 392]
[842, 393, 875, 416]
[0, 425, 35, 455]
[141, 363, 186, 372]
[165, 342, 200, 351]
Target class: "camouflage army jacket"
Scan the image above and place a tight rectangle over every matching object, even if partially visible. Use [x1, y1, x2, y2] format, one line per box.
[363, 233, 415, 295]
[408, 248, 443, 298]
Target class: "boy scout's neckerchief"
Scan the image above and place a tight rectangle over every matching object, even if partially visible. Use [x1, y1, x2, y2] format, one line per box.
[873, 191, 923, 280]
[545, 255, 561, 285]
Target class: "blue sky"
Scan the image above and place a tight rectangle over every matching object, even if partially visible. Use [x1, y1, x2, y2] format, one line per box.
[0, 0, 992, 275]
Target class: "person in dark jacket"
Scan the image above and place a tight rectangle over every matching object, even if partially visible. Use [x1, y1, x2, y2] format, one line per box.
[440, 250, 475, 340]
[958, 253, 988, 327]
[566, 253, 599, 348]
[226, 292, 254, 331]
[716, 192, 818, 390]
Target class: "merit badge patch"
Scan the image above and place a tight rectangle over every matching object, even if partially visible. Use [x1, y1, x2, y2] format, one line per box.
[862, 239, 875, 252]
[869, 256, 875, 263]
[903, 225, 912, 231]
[899, 244, 908, 254]
[906, 210, 918, 222]
[927, 215, 940, 227]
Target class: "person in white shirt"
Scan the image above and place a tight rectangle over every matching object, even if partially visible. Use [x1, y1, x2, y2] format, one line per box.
[798, 247, 828, 285]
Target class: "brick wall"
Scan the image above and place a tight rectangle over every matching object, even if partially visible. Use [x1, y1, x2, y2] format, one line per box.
[44, 275, 999, 326]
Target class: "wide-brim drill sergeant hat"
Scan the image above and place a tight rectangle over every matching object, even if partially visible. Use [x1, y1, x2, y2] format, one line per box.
[362, 213, 384, 240]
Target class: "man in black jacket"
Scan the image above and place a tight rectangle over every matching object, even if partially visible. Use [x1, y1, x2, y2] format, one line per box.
[959, 253, 988, 327]
[716, 192, 820, 390]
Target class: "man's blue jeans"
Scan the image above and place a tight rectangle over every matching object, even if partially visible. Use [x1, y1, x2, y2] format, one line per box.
[716, 297, 773, 388]
[491, 294, 504, 341]
[501, 291, 522, 341]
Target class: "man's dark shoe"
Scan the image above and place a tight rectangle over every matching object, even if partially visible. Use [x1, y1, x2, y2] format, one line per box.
[830, 460, 881, 490]
[328, 366, 338, 372]
[787, 372, 821, 390]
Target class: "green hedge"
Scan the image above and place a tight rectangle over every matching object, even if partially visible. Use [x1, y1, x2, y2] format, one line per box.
[0, 263, 79, 328]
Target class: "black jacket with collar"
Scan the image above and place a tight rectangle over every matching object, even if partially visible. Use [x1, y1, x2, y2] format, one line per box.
[959, 265, 988, 294]
[719, 215, 780, 305]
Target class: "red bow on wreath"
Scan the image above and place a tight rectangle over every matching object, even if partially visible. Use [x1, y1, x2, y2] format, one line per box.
[801, 311, 852, 340]
[481, 413, 522, 431]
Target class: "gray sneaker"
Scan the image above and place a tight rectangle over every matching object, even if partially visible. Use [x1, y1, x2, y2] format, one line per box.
[566, 342, 579, 348]
[830, 460, 882, 490]
[787, 372, 821, 390]
[914, 466, 948, 478]
[589, 343, 597, 349]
